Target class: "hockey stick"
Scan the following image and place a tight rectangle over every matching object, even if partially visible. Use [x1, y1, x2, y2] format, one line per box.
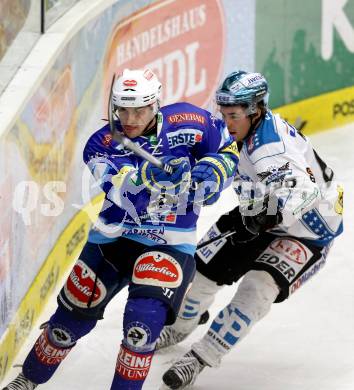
[293, 116, 307, 134]
[107, 75, 173, 174]
[196, 230, 237, 250]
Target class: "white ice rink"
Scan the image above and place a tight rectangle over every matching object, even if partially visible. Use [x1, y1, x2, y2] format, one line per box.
[2, 123, 354, 389]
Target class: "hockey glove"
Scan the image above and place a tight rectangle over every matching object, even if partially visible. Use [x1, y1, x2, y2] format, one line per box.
[189, 153, 230, 206]
[217, 206, 260, 243]
[137, 155, 191, 195]
[241, 194, 283, 235]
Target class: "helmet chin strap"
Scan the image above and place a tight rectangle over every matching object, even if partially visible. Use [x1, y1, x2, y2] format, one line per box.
[142, 115, 157, 136]
[142, 101, 160, 135]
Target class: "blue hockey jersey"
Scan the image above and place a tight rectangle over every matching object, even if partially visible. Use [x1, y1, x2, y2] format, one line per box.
[83, 102, 239, 255]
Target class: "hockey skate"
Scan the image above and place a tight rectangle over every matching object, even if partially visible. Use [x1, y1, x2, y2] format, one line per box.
[156, 326, 189, 350]
[156, 310, 209, 350]
[2, 373, 37, 390]
[162, 350, 207, 389]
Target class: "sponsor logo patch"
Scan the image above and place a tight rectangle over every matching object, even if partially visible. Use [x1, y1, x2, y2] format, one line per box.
[220, 141, 240, 158]
[257, 162, 292, 185]
[256, 238, 313, 282]
[306, 167, 316, 183]
[50, 327, 74, 348]
[102, 133, 113, 146]
[163, 212, 177, 223]
[122, 227, 167, 245]
[207, 329, 231, 351]
[132, 251, 182, 288]
[290, 258, 326, 295]
[167, 128, 203, 148]
[143, 69, 154, 80]
[34, 329, 72, 366]
[64, 260, 107, 308]
[335, 185, 343, 215]
[116, 345, 153, 380]
[197, 224, 227, 264]
[167, 112, 206, 125]
[123, 79, 137, 86]
[269, 238, 312, 265]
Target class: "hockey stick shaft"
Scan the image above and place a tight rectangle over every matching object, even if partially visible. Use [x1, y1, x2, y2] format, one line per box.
[196, 230, 236, 250]
[108, 75, 173, 174]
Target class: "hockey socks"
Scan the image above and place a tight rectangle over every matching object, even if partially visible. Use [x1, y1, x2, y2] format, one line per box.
[110, 297, 167, 389]
[22, 306, 97, 384]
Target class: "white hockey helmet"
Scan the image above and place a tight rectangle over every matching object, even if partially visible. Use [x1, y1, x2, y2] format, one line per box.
[112, 68, 162, 109]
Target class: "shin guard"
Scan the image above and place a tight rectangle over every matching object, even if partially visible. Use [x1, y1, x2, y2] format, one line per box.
[23, 306, 97, 384]
[111, 297, 167, 390]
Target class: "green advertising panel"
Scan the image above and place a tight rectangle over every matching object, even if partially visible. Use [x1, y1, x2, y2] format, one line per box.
[256, 0, 354, 107]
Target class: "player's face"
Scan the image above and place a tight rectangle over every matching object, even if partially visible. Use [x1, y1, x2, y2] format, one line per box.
[116, 105, 156, 138]
[219, 105, 252, 142]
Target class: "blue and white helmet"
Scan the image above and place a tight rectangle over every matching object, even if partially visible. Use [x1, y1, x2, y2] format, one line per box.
[215, 70, 269, 115]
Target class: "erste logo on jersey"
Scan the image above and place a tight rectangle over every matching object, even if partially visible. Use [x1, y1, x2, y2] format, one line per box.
[64, 260, 107, 308]
[167, 129, 203, 148]
[132, 251, 182, 288]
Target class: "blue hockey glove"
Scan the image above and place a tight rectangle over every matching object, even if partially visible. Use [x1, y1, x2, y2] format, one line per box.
[189, 153, 231, 206]
[137, 155, 191, 195]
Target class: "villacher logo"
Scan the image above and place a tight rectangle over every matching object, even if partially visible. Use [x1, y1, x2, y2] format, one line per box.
[132, 251, 182, 288]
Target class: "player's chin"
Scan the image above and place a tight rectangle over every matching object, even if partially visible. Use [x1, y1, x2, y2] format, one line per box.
[122, 126, 142, 138]
[229, 131, 238, 141]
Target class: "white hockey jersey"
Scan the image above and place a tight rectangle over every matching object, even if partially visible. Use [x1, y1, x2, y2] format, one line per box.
[234, 110, 343, 246]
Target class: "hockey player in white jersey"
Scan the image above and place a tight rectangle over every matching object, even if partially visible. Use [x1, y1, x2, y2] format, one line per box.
[158, 70, 344, 389]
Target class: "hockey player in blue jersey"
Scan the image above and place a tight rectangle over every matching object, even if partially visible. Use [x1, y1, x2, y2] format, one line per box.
[2, 68, 239, 390]
[157, 70, 344, 389]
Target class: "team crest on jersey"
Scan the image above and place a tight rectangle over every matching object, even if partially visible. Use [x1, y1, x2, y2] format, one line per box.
[257, 162, 292, 185]
[246, 115, 281, 155]
[102, 133, 113, 146]
[126, 321, 151, 349]
[246, 133, 258, 154]
[132, 251, 182, 288]
[167, 129, 203, 148]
